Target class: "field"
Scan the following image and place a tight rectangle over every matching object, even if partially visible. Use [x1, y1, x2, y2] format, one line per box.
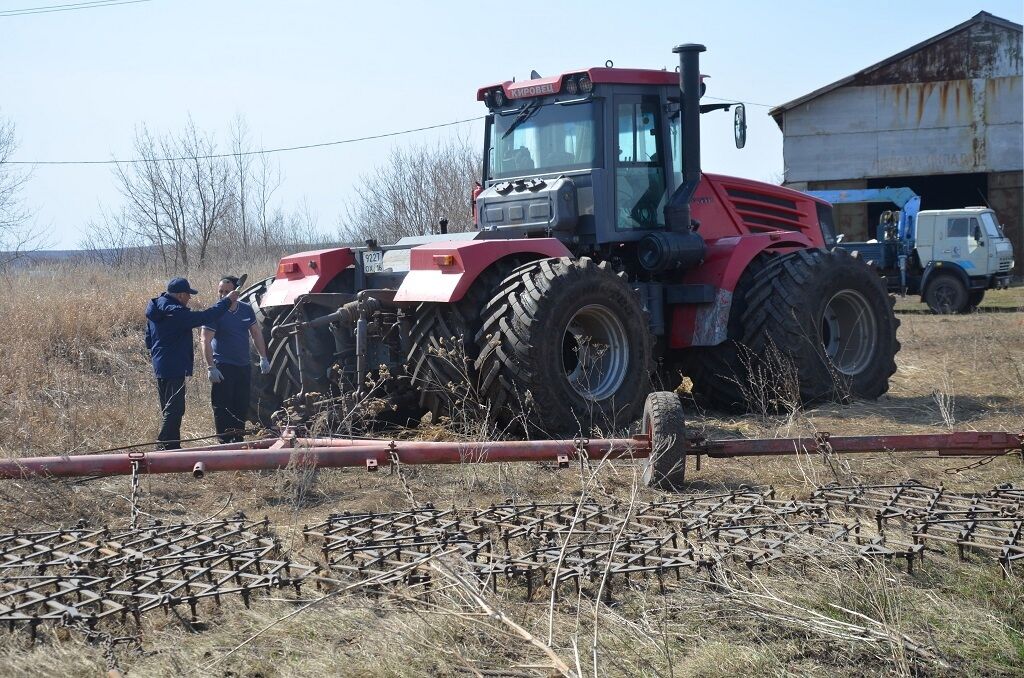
[0, 266, 1022, 677]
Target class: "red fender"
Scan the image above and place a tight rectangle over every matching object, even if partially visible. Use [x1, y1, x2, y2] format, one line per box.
[261, 248, 355, 308]
[394, 238, 572, 303]
[669, 233, 816, 349]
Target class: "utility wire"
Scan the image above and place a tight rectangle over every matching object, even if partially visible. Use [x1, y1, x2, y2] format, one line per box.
[703, 95, 778, 109]
[6, 115, 486, 166]
[6, 94, 772, 167]
[0, 0, 153, 17]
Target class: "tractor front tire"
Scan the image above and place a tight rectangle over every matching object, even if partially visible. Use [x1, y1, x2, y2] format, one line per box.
[475, 257, 653, 435]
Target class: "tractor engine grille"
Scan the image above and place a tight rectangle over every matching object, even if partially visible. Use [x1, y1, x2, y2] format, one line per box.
[725, 187, 806, 233]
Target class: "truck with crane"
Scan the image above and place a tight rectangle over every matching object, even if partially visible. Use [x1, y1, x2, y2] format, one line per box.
[807, 188, 1015, 314]
[240, 44, 901, 428]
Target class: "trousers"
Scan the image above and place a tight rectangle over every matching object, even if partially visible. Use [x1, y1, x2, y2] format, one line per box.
[156, 377, 186, 450]
[212, 362, 251, 444]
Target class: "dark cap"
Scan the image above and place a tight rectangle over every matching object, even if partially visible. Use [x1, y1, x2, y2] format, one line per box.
[167, 277, 199, 295]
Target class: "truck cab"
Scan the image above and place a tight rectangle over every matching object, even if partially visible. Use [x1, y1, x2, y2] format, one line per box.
[917, 207, 1014, 308]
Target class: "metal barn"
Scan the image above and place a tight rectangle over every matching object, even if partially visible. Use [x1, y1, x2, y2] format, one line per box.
[770, 11, 1023, 274]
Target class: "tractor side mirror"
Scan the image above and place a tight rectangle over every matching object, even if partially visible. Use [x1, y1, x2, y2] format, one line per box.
[734, 104, 747, 149]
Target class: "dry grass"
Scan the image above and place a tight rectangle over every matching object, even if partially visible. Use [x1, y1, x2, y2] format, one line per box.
[0, 264, 1022, 676]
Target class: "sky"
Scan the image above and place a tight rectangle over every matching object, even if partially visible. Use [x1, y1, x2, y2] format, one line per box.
[2, 0, 1022, 249]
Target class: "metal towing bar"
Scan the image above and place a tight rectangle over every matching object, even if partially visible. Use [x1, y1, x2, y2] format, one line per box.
[0, 391, 1019, 486]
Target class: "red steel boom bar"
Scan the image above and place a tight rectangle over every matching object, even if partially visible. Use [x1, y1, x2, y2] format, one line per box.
[0, 438, 648, 479]
[0, 430, 1018, 481]
[698, 431, 1023, 458]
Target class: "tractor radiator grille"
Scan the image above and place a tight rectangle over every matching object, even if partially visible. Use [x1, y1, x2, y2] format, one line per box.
[998, 260, 1012, 272]
[726, 188, 806, 233]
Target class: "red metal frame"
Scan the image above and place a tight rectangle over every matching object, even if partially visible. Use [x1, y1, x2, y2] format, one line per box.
[394, 238, 571, 303]
[260, 248, 356, 308]
[0, 430, 1018, 480]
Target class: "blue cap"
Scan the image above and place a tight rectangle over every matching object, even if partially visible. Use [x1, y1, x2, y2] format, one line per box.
[167, 277, 199, 295]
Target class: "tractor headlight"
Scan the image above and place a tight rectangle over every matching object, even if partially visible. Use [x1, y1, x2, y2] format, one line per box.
[578, 76, 593, 93]
[564, 77, 579, 95]
[493, 88, 506, 107]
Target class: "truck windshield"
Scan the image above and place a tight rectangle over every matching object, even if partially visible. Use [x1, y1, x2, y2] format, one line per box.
[488, 101, 599, 180]
[980, 212, 1004, 238]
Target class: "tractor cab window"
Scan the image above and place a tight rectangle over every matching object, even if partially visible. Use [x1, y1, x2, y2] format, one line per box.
[615, 95, 667, 230]
[488, 101, 599, 180]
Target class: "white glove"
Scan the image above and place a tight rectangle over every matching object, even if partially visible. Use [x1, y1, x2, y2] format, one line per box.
[208, 366, 224, 383]
[259, 357, 271, 375]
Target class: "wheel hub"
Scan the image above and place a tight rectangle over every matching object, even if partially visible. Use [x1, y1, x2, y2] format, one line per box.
[820, 290, 877, 376]
[561, 304, 629, 401]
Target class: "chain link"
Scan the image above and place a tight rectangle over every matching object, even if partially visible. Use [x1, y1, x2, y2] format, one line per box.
[129, 459, 141, 530]
[387, 442, 417, 508]
[61, 616, 139, 675]
[944, 455, 997, 475]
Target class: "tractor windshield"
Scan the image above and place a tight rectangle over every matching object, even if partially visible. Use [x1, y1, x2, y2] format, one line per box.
[488, 101, 599, 180]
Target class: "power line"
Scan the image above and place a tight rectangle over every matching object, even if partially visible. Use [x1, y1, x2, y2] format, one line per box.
[703, 95, 777, 109]
[7, 115, 486, 166]
[0, 0, 153, 17]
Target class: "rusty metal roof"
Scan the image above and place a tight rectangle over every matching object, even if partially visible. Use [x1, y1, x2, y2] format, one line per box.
[770, 11, 1023, 127]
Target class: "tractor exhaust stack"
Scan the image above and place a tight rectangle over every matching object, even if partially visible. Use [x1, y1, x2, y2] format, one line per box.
[665, 42, 705, 235]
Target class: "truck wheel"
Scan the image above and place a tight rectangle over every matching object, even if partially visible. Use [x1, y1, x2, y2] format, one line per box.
[474, 257, 653, 434]
[965, 289, 985, 313]
[640, 391, 689, 491]
[924, 274, 968, 314]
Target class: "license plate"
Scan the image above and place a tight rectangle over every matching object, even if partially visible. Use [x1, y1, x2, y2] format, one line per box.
[362, 250, 384, 273]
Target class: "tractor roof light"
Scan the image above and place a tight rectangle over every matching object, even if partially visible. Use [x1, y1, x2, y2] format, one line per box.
[578, 75, 593, 93]
[493, 88, 506, 107]
[563, 76, 579, 95]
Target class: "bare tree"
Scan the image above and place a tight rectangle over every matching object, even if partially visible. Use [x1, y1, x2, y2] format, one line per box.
[112, 120, 235, 268]
[78, 208, 148, 268]
[0, 117, 43, 266]
[230, 115, 252, 250]
[340, 136, 481, 243]
[253, 151, 282, 253]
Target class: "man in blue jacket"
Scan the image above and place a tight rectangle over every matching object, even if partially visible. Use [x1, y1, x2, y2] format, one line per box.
[145, 277, 239, 450]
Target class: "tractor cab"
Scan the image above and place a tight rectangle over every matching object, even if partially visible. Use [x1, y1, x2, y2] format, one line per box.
[474, 67, 743, 254]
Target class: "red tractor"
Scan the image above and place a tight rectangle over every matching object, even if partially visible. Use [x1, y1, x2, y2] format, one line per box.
[243, 44, 899, 435]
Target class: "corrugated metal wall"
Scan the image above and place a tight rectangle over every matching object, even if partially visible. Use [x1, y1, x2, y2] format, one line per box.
[780, 18, 1023, 274]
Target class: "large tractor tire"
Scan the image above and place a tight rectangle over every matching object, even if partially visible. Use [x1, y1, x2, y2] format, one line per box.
[406, 261, 522, 420]
[240, 277, 336, 428]
[474, 257, 653, 435]
[689, 248, 900, 411]
[924, 273, 970, 314]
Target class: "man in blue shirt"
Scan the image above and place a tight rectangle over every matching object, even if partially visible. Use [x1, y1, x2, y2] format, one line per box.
[145, 277, 239, 450]
[201, 276, 272, 443]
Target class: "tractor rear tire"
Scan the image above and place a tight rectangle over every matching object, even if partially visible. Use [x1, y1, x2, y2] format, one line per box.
[406, 262, 520, 421]
[684, 255, 766, 410]
[241, 277, 337, 428]
[924, 273, 969, 314]
[474, 257, 653, 435]
[690, 249, 899, 410]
